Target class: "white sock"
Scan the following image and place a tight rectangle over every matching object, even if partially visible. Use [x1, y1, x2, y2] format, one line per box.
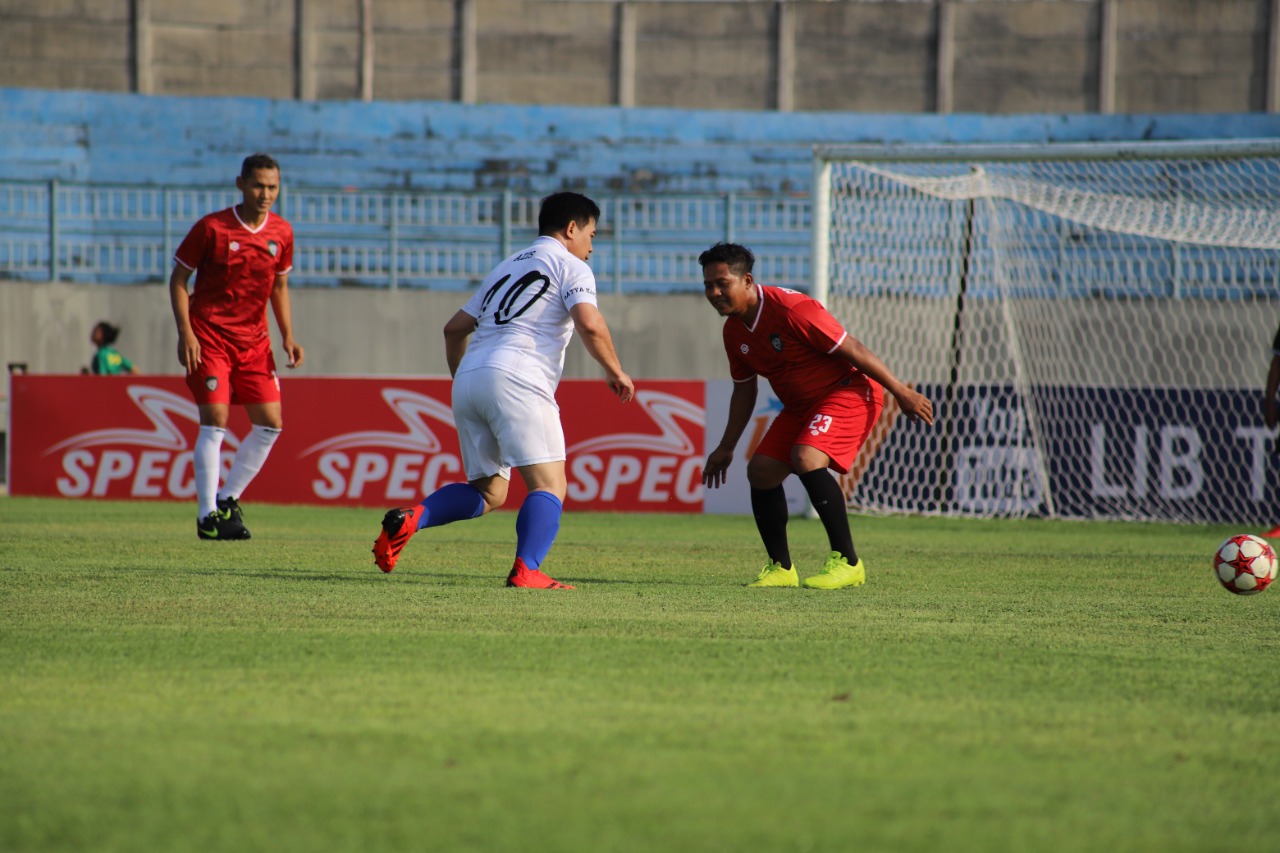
[194, 426, 226, 519]
[221, 425, 281, 502]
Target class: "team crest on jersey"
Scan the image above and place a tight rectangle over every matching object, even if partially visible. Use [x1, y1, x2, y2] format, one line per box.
[267, 240, 279, 257]
[739, 343, 749, 354]
[230, 241, 240, 252]
[769, 334, 783, 352]
[205, 377, 218, 391]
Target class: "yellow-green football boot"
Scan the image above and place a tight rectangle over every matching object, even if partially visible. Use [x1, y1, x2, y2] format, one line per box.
[746, 561, 799, 588]
[802, 552, 866, 590]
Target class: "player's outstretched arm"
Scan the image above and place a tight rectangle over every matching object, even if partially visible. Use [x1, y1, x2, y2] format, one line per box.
[703, 378, 757, 489]
[835, 335, 935, 426]
[569, 303, 634, 402]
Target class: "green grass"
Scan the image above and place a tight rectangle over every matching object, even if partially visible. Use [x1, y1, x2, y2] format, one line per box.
[2, 496, 1278, 852]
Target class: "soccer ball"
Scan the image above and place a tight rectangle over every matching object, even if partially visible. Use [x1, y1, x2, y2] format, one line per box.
[1213, 534, 1277, 595]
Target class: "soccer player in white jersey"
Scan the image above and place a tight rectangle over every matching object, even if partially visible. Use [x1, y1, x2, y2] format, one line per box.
[372, 192, 635, 588]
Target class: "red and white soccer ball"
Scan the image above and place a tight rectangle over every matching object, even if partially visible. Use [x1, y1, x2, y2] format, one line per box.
[1213, 534, 1277, 595]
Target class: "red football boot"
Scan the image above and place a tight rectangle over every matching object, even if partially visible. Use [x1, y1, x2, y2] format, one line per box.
[505, 558, 575, 589]
[1262, 525, 1280, 539]
[372, 505, 425, 573]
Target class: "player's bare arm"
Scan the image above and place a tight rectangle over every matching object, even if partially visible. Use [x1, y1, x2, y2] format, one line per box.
[569, 303, 635, 403]
[703, 377, 758, 489]
[168, 263, 201, 374]
[835, 335, 935, 426]
[269, 273, 304, 369]
[443, 309, 478, 378]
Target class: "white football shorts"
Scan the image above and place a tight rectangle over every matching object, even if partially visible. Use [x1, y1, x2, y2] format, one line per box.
[451, 365, 565, 481]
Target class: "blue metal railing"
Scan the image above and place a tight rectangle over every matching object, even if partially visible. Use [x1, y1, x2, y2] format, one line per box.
[0, 180, 812, 293]
[5, 177, 1273, 300]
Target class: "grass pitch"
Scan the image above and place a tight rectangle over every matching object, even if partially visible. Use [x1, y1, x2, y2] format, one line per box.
[1, 496, 1278, 852]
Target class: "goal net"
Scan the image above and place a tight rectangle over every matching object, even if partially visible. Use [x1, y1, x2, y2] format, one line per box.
[811, 140, 1280, 524]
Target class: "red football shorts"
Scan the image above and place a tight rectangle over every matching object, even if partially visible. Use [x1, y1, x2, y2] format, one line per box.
[185, 325, 280, 406]
[752, 382, 885, 475]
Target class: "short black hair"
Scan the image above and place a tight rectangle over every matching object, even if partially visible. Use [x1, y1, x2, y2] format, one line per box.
[698, 242, 755, 278]
[94, 321, 120, 345]
[241, 153, 280, 178]
[538, 192, 600, 236]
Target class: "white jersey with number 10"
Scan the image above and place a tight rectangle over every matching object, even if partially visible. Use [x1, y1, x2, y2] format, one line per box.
[456, 235, 599, 391]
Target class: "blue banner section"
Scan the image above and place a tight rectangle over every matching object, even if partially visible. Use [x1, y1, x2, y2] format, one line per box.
[855, 384, 1280, 524]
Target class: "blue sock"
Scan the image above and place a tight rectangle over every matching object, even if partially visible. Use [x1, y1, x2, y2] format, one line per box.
[418, 482, 485, 530]
[515, 490, 563, 572]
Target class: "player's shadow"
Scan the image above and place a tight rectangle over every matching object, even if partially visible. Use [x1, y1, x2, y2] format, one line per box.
[188, 566, 722, 588]
[186, 566, 479, 585]
[568, 575, 719, 587]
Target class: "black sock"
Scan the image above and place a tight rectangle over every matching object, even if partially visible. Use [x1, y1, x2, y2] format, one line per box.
[750, 486, 791, 568]
[798, 469, 856, 564]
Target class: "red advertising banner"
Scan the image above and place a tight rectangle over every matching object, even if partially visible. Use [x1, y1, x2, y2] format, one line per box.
[8, 375, 706, 513]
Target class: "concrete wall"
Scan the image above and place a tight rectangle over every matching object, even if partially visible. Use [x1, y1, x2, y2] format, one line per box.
[1116, 0, 1271, 112]
[794, 2, 937, 113]
[952, 1, 1101, 112]
[0, 280, 730, 381]
[3, 280, 1269, 392]
[2, 0, 1278, 115]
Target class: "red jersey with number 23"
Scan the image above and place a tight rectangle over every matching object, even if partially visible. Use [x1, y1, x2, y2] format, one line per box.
[723, 284, 877, 411]
[174, 207, 294, 345]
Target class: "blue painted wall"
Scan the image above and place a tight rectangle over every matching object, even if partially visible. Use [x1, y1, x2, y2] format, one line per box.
[4, 87, 1280, 194]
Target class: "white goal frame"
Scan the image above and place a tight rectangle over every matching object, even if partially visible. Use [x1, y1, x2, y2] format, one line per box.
[810, 139, 1280, 523]
[812, 139, 1280, 304]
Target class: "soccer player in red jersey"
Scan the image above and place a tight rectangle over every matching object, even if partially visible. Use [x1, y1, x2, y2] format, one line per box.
[1262, 320, 1280, 539]
[168, 153, 305, 541]
[699, 243, 934, 589]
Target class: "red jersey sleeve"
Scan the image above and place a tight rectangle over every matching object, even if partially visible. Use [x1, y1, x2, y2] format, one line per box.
[275, 224, 294, 276]
[787, 297, 847, 355]
[174, 217, 212, 270]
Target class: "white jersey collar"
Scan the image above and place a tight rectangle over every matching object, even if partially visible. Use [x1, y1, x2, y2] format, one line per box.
[745, 284, 765, 332]
[232, 206, 271, 234]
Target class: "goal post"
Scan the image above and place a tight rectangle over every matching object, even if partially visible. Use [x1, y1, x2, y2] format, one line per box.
[811, 139, 1280, 524]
